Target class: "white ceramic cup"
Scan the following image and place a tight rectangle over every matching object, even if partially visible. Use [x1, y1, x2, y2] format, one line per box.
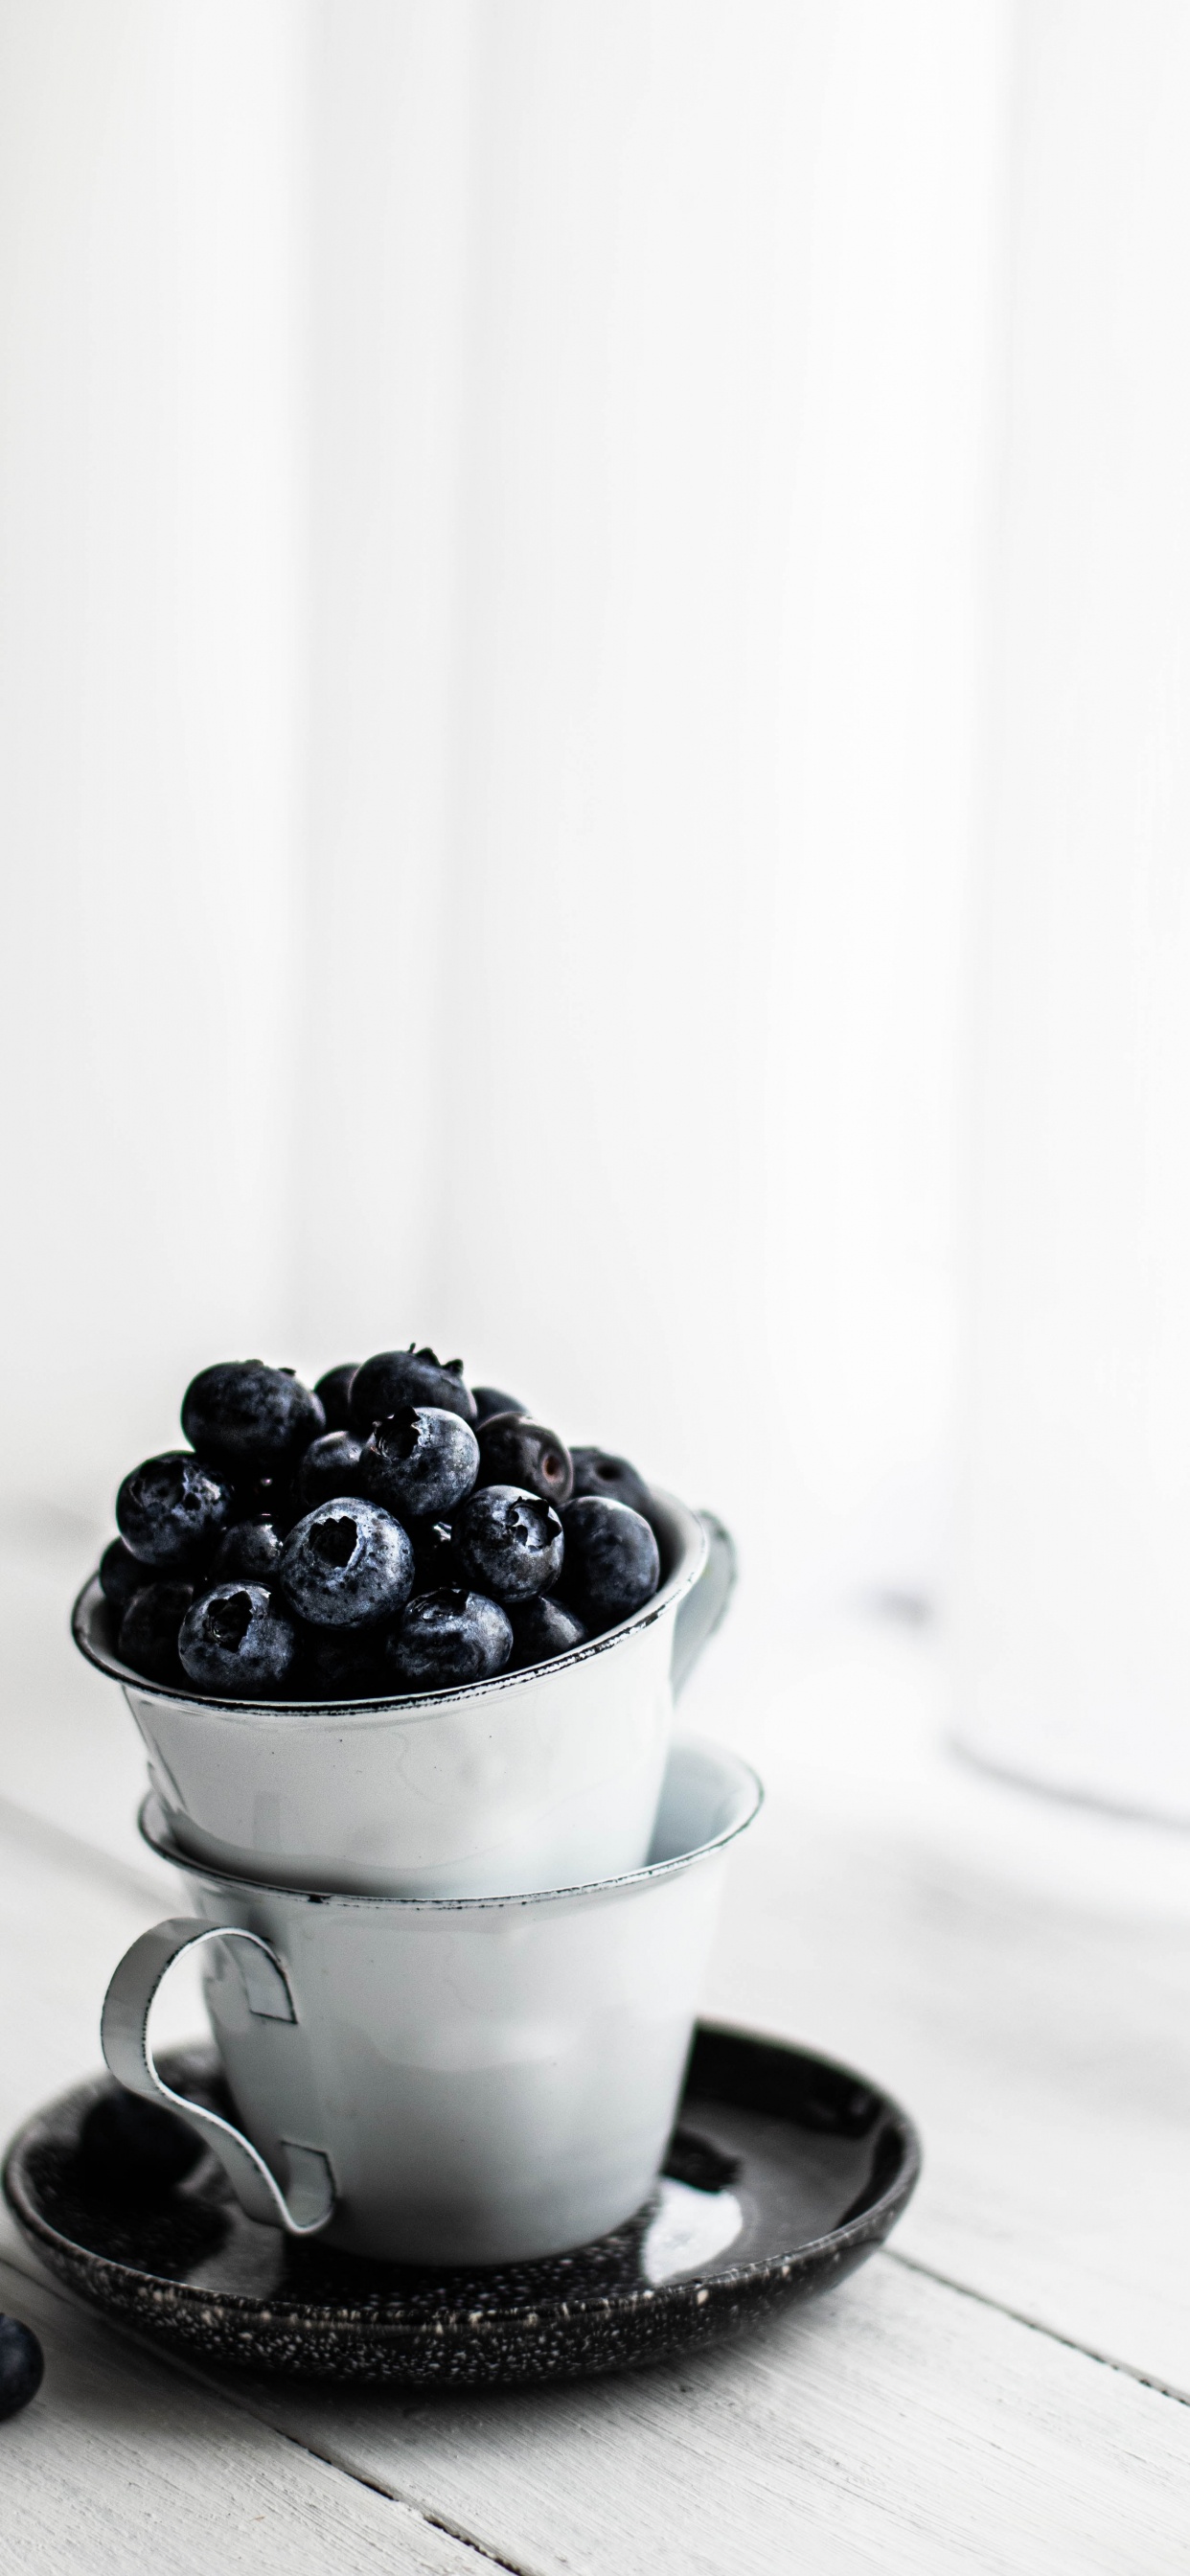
[101, 1736, 762, 2267]
[74, 1493, 733, 1899]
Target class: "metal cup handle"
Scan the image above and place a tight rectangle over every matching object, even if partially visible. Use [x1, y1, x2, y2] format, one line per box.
[101, 1917, 335, 2236]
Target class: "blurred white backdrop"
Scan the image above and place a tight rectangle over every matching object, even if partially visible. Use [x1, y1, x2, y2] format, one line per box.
[0, 0, 1007, 1619]
[953, 0, 1190, 1817]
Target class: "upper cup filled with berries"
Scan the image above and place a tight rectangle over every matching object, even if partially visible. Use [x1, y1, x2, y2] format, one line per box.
[95, 1348, 664, 1702]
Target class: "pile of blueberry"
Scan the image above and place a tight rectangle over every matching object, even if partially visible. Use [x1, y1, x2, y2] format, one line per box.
[97, 1350, 662, 1700]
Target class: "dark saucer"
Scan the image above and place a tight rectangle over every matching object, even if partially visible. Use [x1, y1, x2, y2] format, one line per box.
[3, 2025, 920, 2387]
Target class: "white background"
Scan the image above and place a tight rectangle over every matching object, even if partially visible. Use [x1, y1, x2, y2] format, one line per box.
[4, 3, 1190, 1809]
[0, 0, 1005, 1598]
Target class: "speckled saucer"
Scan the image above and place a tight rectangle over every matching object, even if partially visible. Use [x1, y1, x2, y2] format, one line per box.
[3, 2025, 920, 2387]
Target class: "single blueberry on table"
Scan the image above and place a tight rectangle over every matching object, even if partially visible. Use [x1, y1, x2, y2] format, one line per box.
[569, 1447, 654, 1522]
[313, 1362, 357, 1433]
[476, 1413, 573, 1509]
[290, 1430, 365, 1517]
[453, 1484, 564, 1603]
[559, 1495, 660, 1633]
[279, 1498, 415, 1629]
[80, 2086, 201, 2194]
[507, 1595, 586, 1670]
[349, 1346, 477, 1433]
[0, 2315, 44, 2423]
[209, 1516, 284, 1584]
[358, 1405, 479, 1521]
[99, 1535, 154, 1616]
[471, 1385, 527, 1424]
[178, 1584, 298, 1695]
[182, 1360, 325, 1472]
[382, 1588, 513, 1690]
[116, 1451, 235, 1570]
[118, 1579, 195, 1686]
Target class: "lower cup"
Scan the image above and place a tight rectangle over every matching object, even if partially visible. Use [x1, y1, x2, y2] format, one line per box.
[101, 1736, 763, 2267]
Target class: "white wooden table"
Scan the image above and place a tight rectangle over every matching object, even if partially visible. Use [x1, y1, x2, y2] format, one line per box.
[2, 1525, 1188, 2574]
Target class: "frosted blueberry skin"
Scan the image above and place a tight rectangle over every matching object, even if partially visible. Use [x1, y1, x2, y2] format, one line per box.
[349, 1346, 477, 1433]
[471, 1385, 527, 1424]
[476, 1414, 573, 1509]
[507, 1594, 586, 1670]
[118, 1578, 195, 1685]
[453, 1484, 564, 1604]
[99, 1535, 153, 1617]
[0, 2315, 43, 2423]
[80, 2088, 200, 2194]
[382, 1587, 513, 1690]
[558, 1495, 660, 1633]
[179, 1583, 298, 1695]
[117, 1452, 235, 1571]
[209, 1516, 285, 1584]
[313, 1362, 357, 1433]
[569, 1448, 653, 1522]
[279, 1498, 415, 1629]
[357, 1406, 479, 1522]
[290, 1430, 365, 1517]
[182, 1361, 325, 1473]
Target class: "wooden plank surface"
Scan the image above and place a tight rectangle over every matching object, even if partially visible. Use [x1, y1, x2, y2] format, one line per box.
[686, 1615, 1190, 2394]
[218, 2258, 1190, 2576]
[4, 1545, 1190, 2572]
[0, 2256, 491, 2576]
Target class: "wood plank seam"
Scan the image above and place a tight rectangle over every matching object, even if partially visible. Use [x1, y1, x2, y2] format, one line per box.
[123, 2339, 543, 2576]
[887, 2250, 1190, 2410]
[11, 2198, 1189, 2444]
[0, 2249, 538, 2576]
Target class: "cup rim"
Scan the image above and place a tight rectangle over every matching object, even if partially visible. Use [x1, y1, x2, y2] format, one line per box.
[137, 1733, 764, 1911]
[72, 1485, 708, 1726]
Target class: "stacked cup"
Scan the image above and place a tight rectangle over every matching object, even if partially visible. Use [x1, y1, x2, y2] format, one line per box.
[76, 1486, 760, 2266]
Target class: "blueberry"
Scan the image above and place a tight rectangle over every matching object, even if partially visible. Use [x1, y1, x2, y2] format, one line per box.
[0, 2315, 43, 2422]
[507, 1595, 586, 1670]
[290, 1430, 365, 1516]
[569, 1447, 654, 1521]
[182, 1361, 325, 1472]
[476, 1414, 573, 1508]
[209, 1516, 284, 1583]
[472, 1385, 527, 1424]
[299, 1623, 388, 1698]
[382, 1589, 512, 1690]
[279, 1499, 414, 1629]
[453, 1485, 564, 1602]
[357, 1406, 479, 1521]
[410, 1518, 460, 1589]
[80, 2085, 201, 2194]
[349, 1346, 476, 1433]
[99, 1535, 153, 1616]
[559, 1496, 660, 1632]
[178, 1584, 298, 1695]
[118, 1579, 195, 1686]
[313, 1362, 357, 1433]
[116, 1451, 235, 1570]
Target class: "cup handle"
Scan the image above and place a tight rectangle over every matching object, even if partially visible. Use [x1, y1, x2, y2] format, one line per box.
[101, 1917, 335, 2237]
[671, 1510, 738, 1699]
